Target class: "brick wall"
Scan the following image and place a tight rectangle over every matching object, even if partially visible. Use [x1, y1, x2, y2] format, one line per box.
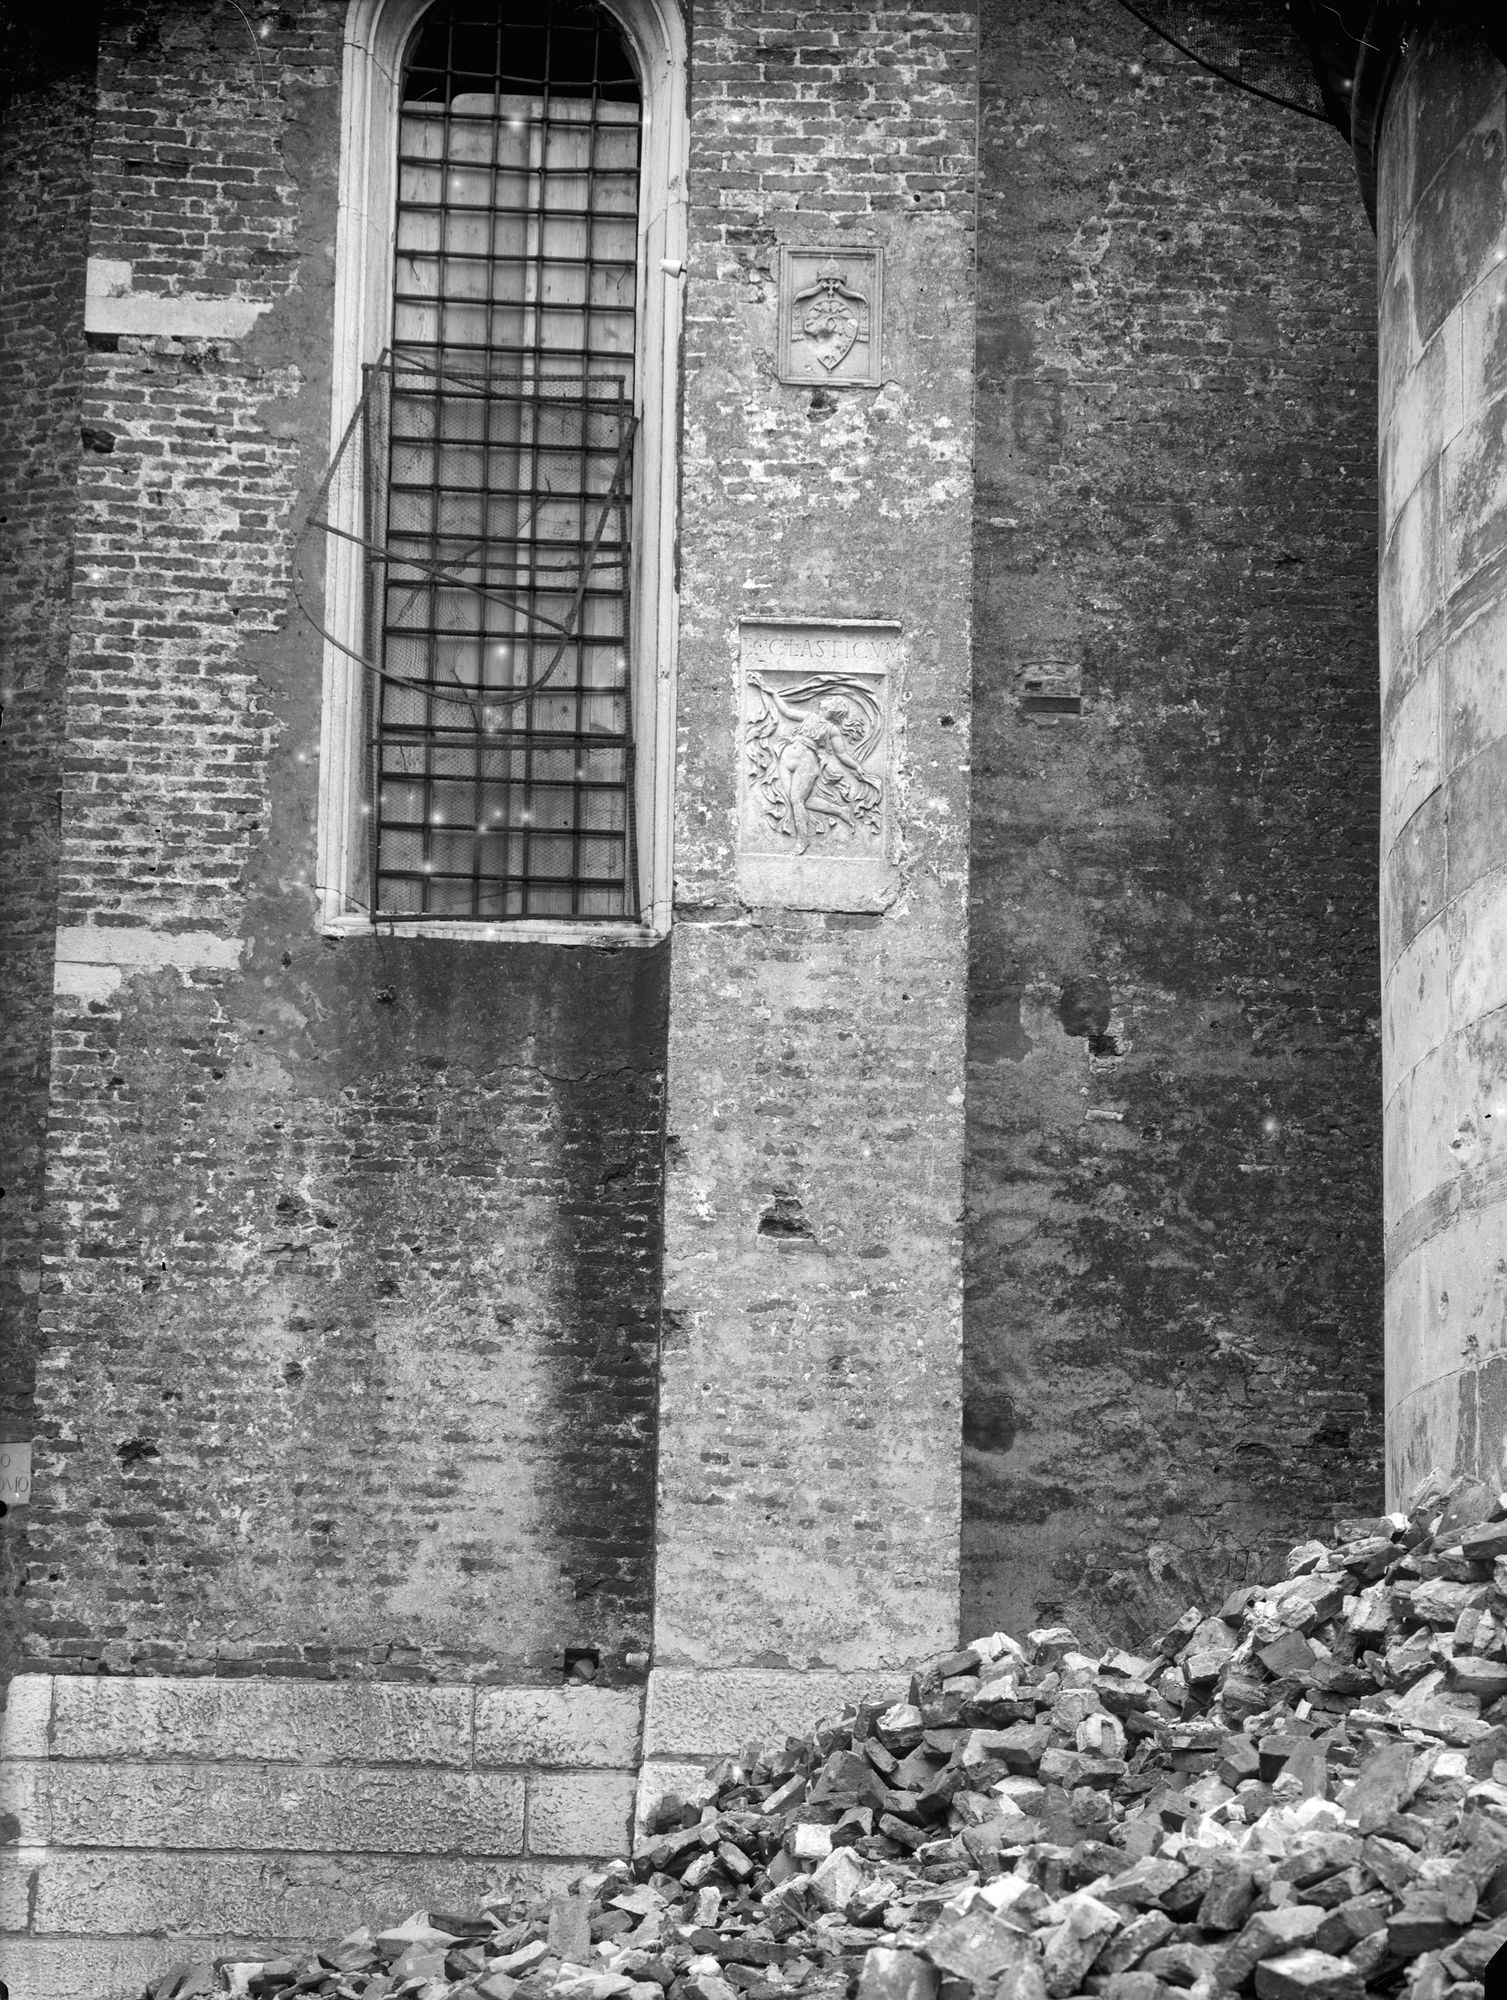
[0, 9, 100, 1691]
[24, 0, 665, 1687]
[965, 0, 1384, 1644]
[653, 0, 977, 1694]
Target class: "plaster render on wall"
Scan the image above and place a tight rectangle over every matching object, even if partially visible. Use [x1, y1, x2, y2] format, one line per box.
[83, 258, 271, 340]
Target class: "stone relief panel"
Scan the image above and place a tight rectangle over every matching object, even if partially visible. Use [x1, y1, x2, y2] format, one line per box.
[736, 621, 900, 910]
[777, 248, 883, 388]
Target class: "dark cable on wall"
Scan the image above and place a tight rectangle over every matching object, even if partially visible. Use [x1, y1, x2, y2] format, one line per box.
[1110, 0, 1335, 122]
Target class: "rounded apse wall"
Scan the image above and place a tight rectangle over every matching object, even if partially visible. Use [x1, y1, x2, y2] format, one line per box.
[1378, 27, 1507, 1500]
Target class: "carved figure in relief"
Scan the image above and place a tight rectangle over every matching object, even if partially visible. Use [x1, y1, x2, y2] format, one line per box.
[747, 673, 883, 854]
[791, 259, 870, 373]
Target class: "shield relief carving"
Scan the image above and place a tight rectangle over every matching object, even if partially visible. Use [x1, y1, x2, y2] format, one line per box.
[777, 248, 884, 389]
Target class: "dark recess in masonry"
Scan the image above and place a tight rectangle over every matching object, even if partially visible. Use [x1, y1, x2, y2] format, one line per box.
[1058, 976, 1112, 1043]
[757, 1191, 815, 1241]
[1017, 661, 1081, 716]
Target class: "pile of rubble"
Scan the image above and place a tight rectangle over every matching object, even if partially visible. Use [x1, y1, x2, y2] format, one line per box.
[146, 1473, 1507, 2000]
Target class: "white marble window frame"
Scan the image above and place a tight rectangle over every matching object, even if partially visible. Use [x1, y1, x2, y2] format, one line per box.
[317, 0, 687, 945]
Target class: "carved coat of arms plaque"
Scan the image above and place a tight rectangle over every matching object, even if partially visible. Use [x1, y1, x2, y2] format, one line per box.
[737, 620, 900, 911]
[777, 248, 883, 389]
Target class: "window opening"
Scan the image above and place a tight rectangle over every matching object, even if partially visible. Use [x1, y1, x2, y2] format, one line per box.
[303, 0, 645, 922]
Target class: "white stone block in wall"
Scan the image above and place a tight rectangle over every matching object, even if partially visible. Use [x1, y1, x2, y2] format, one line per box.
[1460, 263, 1507, 415]
[633, 1759, 711, 1836]
[1382, 915, 1449, 1098]
[48, 1675, 474, 1767]
[21, 1850, 534, 1939]
[0, 1936, 285, 2000]
[1445, 593, 1507, 769]
[1382, 664, 1442, 848]
[1384, 311, 1464, 524]
[525, 1770, 637, 1856]
[0, 1679, 50, 1761]
[642, 1667, 908, 1761]
[1447, 864, 1507, 1029]
[475, 1686, 642, 1768]
[4, 1760, 527, 1855]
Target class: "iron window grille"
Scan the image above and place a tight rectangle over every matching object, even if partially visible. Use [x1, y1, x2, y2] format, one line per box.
[303, 1, 645, 922]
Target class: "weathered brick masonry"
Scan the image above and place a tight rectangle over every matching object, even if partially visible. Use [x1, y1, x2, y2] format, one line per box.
[651, 0, 976, 1707]
[965, 0, 1385, 1644]
[0, 0, 1442, 1990]
[0, 12, 99, 1691]
[3, 2, 666, 1982]
[29, 0, 664, 1689]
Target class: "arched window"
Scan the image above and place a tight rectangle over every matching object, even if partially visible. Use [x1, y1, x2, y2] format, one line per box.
[316, 0, 685, 939]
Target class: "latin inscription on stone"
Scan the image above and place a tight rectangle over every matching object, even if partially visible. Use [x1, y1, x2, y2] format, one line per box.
[777, 248, 883, 388]
[737, 620, 900, 911]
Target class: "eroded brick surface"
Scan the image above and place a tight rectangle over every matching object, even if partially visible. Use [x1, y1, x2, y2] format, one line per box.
[657, 1, 978, 1670]
[21, 0, 664, 1686]
[964, 0, 1385, 1644]
[0, 13, 99, 1694]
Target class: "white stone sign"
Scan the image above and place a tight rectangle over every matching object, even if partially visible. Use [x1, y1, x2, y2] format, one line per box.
[736, 620, 900, 911]
[0, 1441, 31, 1507]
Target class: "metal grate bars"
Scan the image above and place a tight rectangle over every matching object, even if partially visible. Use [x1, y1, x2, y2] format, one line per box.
[373, 0, 642, 922]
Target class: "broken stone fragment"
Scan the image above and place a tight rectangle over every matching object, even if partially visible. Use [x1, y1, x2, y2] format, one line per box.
[1457, 1519, 1507, 1563]
[856, 1949, 940, 2000]
[1252, 1949, 1364, 2000]
[1095, 1910, 1175, 1974]
[1197, 1862, 1261, 1933]
[1139, 1939, 1219, 1987]
[1101, 1975, 1165, 2000]
[1313, 1893, 1390, 1954]
[1216, 1904, 1326, 1989]
[808, 1847, 867, 1913]
[1386, 1890, 1469, 1957]
[1037, 1891, 1119, 1997]
[1259, 1633, 1320, 1679]
[1449, 1658, 1507, 1703]
[921, 1901, 1038, 1984]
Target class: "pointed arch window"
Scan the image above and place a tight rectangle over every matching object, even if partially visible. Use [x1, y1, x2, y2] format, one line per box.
[315, 0, 685, 939]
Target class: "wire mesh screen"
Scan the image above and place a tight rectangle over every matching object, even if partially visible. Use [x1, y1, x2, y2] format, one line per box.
[378, 359, 639, 919]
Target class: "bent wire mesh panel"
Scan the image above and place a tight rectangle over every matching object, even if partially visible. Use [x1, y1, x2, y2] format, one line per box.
[379, 2, 642, 921]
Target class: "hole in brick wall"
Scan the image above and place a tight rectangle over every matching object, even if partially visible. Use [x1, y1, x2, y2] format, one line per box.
[114, 1437, 159, 1466]
[1059, 976, 1112, 1041]
[1017, 661, 1082, 716]
[758, 1192, 813, 1240]
[563, 1646, 599, 1683]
